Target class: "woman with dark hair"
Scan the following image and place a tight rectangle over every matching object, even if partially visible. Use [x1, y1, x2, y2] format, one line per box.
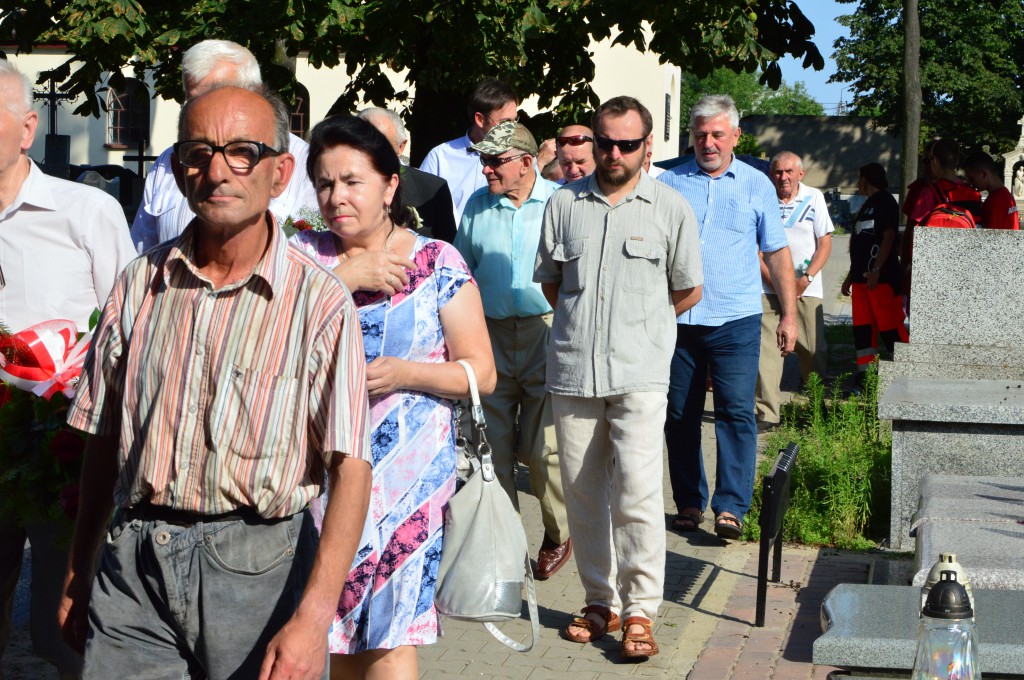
[290, 115, 495, 680]
[841, 162, 908, 375]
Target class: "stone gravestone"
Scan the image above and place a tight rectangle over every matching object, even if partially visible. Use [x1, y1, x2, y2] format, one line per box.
[877, 227, 1024, 550]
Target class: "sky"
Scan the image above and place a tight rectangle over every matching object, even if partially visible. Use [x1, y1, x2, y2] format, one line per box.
[776, 0, 852, 114]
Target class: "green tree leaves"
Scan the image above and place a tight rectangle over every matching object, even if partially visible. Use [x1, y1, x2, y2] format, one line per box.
[1, 0, 823, 160]
[832, 0, 1024, 152]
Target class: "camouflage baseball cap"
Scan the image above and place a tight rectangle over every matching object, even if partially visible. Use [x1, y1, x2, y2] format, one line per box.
[470, 120, 538, 156]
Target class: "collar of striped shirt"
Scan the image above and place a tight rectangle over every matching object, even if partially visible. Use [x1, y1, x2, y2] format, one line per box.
[161, 211, 285, 298]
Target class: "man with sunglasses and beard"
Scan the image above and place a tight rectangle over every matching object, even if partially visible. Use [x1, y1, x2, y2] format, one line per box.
[657, 94, 797, 543]
[535, 96, 703, 661]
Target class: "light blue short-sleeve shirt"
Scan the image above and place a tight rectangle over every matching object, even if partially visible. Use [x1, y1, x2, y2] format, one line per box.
[658, 157, 788, 327]
[454, 174, 557, 319]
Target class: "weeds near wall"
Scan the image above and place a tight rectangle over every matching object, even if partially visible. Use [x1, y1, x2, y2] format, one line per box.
[745, 368, 891, 550]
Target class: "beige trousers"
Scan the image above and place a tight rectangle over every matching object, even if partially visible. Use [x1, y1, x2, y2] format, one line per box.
[482, 315, 569, 544]
[551, 391, 667, 621]
[755, 294, 827, 423]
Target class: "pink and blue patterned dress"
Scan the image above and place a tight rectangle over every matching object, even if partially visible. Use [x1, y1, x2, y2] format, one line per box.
[290, 228, 474, 652]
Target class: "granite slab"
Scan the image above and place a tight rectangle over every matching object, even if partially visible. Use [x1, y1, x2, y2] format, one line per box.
[913, 474, 1024, 526]
[893, 343, 1024, 368]
[914, 519, 1024, 589]
[878, 377, 1024, 425]
[888, 424, 1024, 549]
[814, 584, 1024, 674]
[911, 228, 1024, 347]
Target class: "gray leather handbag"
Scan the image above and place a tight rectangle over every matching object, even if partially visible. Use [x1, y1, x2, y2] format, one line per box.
[434, 359, 539, 652]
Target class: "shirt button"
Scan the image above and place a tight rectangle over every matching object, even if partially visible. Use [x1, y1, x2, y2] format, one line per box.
[196, 347, 205, 356]
[188, 404, 197, 415]
[180, 462, 189, 471]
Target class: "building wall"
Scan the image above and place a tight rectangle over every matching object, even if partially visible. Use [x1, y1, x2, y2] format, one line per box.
[740, 114, 902, 193]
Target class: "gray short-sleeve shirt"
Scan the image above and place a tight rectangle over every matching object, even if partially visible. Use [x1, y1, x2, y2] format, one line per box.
[534, 172, 703, 397]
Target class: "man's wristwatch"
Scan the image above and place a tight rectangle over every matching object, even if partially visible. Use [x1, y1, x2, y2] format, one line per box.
[805, 273, 815, 283]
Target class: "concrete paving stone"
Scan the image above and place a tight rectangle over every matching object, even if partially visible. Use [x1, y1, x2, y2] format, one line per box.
[459, 659, 524, 678]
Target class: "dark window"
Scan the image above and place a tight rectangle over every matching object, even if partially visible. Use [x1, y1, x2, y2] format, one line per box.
[290, 83, 311, 139]
[106, 78, 150, 149]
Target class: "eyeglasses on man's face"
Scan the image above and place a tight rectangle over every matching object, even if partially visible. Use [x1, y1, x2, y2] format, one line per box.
[594, 136, 645, 154]
[480, 153, 528, 169]
[174, 140, 282, 171]
[556, 134, 593, 147]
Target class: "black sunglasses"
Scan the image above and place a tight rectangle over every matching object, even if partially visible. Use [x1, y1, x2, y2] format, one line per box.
[480, 153, 528, 169]
[557, 134, 593, 147]
[594, 136, 645, 154]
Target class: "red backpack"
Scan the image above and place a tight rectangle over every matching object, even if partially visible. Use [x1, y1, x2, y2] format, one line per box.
[920, 180, 981, 229]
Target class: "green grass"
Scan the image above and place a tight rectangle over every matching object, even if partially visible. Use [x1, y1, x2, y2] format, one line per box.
[743, 368, 891, 550]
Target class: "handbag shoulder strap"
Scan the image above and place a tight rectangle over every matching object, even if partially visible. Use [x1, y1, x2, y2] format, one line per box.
[454, 359, 494, 482]
[484, 555, 540, 652]
[455, 358, 486, 428]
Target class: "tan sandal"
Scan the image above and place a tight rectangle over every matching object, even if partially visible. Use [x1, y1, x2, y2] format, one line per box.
[562, 604, 621, 643]
[621, 616, 659, 659]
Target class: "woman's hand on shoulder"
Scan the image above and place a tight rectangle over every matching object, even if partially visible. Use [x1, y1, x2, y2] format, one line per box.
[332, 252, 416, 295]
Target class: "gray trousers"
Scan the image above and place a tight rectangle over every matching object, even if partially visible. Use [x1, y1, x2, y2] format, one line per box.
[83, 509, 325, 680]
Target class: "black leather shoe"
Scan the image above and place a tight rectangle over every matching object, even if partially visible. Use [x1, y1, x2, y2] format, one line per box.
[534, 536, 572, 580]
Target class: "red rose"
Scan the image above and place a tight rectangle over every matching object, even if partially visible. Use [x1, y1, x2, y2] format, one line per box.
[60, 483, 80, 520]
[50, 429, 85, 462]
[294, 220, 310, 231]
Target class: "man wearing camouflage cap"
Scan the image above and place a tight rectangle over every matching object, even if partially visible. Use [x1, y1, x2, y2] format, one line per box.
[454, 120, 572, 580]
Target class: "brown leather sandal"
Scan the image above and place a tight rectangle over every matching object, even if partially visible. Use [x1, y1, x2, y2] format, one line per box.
[621, 616, 659, 659]
[562, 604, 621, 643]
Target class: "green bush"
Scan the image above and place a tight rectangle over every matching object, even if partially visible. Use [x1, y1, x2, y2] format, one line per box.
[744, 369, 891, 549]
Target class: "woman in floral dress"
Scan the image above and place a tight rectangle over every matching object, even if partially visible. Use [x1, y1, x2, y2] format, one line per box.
[291, 115, 495, 680]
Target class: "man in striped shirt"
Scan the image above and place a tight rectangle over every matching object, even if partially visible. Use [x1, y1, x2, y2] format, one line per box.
[658, 95, 797, 541]
[58, 86, 372, 680]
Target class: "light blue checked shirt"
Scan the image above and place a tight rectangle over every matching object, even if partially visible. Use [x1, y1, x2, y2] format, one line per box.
[455, 174, 558, 319]
[658, 157, 788, 327]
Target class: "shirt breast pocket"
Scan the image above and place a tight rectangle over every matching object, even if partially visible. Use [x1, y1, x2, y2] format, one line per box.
[622, 239, 666, 293]
[214, 366, 299, 460]
[553, 238, 587, 294]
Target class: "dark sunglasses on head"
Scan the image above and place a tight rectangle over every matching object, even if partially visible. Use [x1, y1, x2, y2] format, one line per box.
[556, 134, 593, 147]
[594, 136, 645, 154]
[480, 153, 528, 169]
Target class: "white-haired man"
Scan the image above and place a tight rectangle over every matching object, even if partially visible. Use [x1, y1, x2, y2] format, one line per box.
[658, 94, 797, 541]
[756, 151, 833, 428]
[358, 107, 457, 242]
[130, 39, 317, 253]
[0, 59, 136, 679]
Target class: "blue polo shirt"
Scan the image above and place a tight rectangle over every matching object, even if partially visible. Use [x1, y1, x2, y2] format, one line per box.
[658, 157, 788, 326]
[454, 174, 557, 319]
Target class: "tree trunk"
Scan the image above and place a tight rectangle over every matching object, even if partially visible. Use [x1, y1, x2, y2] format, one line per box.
[407, 83, 470, 167]
[901, 0, 921, 203]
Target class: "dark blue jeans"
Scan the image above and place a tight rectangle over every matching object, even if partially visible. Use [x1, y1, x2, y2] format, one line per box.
[665, 313, 761, 519]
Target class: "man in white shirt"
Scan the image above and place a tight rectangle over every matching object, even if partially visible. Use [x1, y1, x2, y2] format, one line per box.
[419, 78, 518, 223]
[755, 151, 833, 427]
[129, 40, 317, 253]
[0, 59, 136, 680]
